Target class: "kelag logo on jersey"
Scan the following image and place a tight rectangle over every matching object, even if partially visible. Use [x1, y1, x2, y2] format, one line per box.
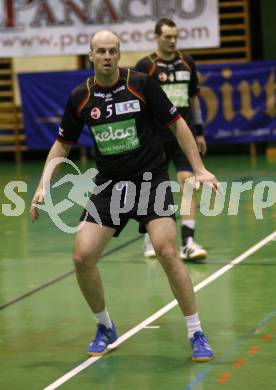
[162, 83, 189, 108]
[115, 100, 140, 115]
[90, 119, 140, 156]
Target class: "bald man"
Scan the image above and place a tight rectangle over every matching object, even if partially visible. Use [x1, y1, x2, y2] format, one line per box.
[31, 30, 216, 362]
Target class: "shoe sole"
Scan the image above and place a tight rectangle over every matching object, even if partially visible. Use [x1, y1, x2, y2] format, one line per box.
[87, 349, 108, 357]
[192, 355, 214, 362]
[180, 252, 207, 261]
[144, 252, 157, 259]
[87, 343, 118, 357]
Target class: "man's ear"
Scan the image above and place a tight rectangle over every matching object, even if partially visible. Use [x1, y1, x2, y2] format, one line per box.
[88, 50, 93, 62]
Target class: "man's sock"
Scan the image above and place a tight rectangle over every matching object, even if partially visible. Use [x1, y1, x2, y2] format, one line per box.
[181, 219, 195, 246]
[185, 312, 203, 339]
[94, 308, 113, 329]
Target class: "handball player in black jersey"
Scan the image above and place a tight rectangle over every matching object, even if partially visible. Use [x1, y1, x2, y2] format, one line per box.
[30, 30, 217, 362]
[135, 18, 208, 261]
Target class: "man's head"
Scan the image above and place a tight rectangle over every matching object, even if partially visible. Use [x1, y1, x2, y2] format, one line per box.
[89, 31, 120, 81]
[155, 18, 178, 58]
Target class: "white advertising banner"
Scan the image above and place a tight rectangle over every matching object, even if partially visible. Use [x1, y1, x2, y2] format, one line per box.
[0, 0, 220, 57]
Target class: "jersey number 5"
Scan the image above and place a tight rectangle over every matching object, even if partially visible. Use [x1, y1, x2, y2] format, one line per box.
[106, 104, 113, 118]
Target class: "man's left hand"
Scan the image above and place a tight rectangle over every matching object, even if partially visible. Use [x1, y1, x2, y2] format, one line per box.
[196, 135, 207, 156]
[194, 168, 222, 194]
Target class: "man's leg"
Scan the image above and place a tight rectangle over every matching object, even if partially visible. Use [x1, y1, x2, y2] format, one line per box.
[147, 217, 196, 314]
[144, 232, 156, 258]
[177, 170, 207, 261]
[147, 217, 213, 361]
[73, 222, 118, 356]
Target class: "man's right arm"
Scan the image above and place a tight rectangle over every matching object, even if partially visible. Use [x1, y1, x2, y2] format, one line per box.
[30, 140, 71, 222]
[190, 95, 207, 156]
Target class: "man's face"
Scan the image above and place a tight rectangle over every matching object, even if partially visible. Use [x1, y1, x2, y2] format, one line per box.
[89, 36, 120, 77]
[156, 25, 178, 55]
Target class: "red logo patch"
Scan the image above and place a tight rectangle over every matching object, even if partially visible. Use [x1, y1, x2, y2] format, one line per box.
[91, 107, 101, 119]
[158, 72, 167, 82]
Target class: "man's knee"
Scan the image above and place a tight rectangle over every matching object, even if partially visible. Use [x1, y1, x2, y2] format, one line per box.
[73, 249, 97, 272]
[155, 241, 178, 266]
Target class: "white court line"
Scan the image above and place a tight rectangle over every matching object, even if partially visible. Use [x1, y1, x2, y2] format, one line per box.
[43, 231, 276, 390]
[144, 326, 160, 329]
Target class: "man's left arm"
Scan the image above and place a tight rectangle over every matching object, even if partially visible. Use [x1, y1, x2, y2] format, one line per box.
[144, 75, 217, 188]
[170, 117, 217, 189]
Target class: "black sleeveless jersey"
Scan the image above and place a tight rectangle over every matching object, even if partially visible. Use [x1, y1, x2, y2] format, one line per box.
[58, 68, 180, 179]
[135, 51, 200, 143]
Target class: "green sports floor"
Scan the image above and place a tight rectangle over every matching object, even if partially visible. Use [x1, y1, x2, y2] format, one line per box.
[0, 154, 275, 390]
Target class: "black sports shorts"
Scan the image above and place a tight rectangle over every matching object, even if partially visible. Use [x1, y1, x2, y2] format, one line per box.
[80, 169, 176, 237]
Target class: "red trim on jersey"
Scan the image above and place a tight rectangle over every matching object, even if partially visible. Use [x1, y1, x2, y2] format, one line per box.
[126, 69, 146, 103]
[164, 113, 181, 128]
[57, 138, 75, 145]
[77, 78, 91, 116]
[177, 51, 192, 71]
[149, 62, 157, 76]
[150, 51, 191, 74]
[147, 52, 158, 75]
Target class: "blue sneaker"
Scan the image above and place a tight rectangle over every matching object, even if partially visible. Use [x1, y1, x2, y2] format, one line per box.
[87, 322, 118, 356]
[190, 331, 214, 362]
